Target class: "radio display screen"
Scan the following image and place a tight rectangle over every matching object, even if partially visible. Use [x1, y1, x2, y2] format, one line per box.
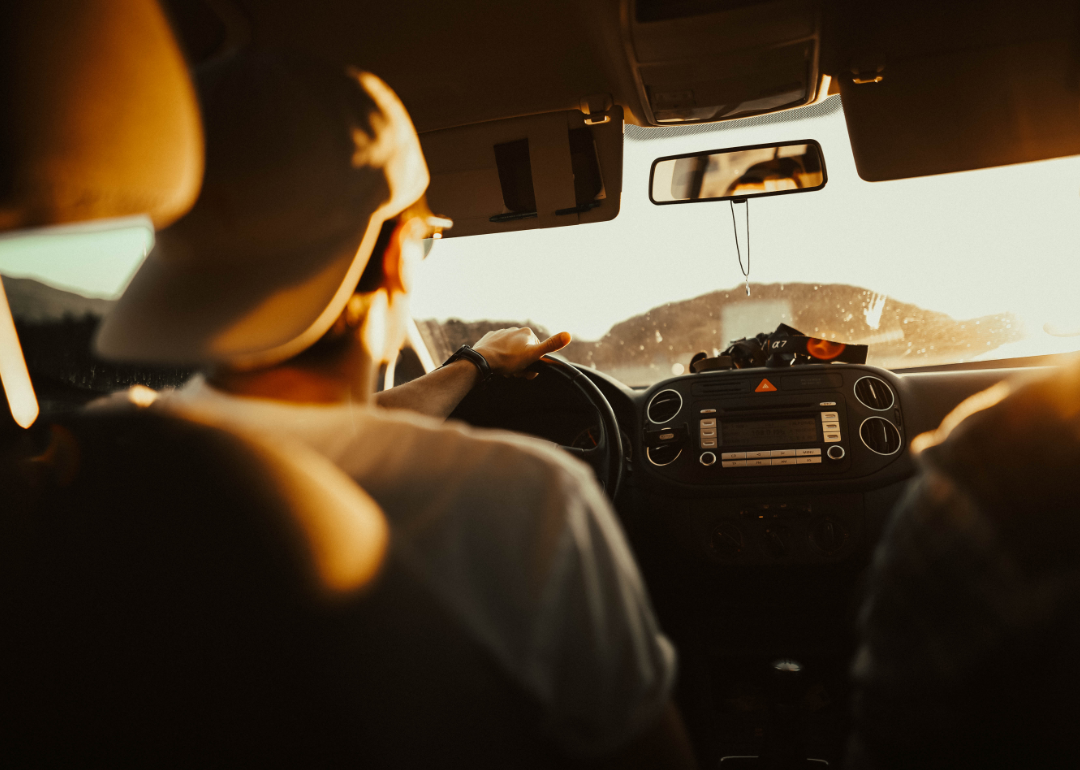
[720, 418, 819, 446]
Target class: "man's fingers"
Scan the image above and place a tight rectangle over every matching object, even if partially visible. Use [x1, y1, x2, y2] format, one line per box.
[534, 331, 571, 357]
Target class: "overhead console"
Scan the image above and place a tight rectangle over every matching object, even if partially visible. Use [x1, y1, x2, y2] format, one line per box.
[622, 0, 824, 125]
[639, 365, 904, 489]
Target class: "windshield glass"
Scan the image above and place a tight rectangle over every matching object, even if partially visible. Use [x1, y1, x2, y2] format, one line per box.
[412, 96, 1080, 387]
[0, 218, 196, 403]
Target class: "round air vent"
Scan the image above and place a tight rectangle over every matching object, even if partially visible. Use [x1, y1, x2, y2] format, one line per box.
[854, 376, 895, 411]
[646, 445, 682, 466]
[860, 417, 902, 456]
[647, 389, 683, 424]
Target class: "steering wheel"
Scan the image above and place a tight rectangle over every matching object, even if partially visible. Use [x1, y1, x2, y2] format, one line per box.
[535, 356, 625, 499]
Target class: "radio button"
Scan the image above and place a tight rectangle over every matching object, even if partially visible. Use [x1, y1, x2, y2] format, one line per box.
[819, 401, 837, 407]
[700, 408, 717, 414]
[796, 448, 821, 456]
[747, 458, 771, 467]
[771, 449, 795, 457]
[722, 460, 746, 468]
[721, 451, 746, 460]
[701, 439, 718, 448]
[747, 450, 771, 459]
[823, 432, 842, 442]
[821, 411, 839, 421]
[700, 418, 717, 427]
[700, 428, 716, 436]
[797, 456, 822, 464]
[822, 422, 840, 431]
[773, 457, 797, 466]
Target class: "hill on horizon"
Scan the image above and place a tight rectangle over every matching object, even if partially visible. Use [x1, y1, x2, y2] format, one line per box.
[2, 275, 115, 322]
[418, 281, 1022, 384]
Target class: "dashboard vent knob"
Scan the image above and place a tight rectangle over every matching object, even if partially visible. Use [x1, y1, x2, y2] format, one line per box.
[859, 417, 902, 455]
[647, 389, 683, 424]
[854, 376, 895, 410]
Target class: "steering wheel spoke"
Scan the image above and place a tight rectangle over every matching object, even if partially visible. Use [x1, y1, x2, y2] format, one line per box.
[560, 443, 605, 460]
[538, 355, 624, 499]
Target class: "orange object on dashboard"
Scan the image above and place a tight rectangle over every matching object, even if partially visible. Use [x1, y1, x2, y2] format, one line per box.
[806, 338, 847, 361]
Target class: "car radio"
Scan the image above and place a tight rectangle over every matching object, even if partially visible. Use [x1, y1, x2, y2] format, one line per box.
[641, 366, 904, 485]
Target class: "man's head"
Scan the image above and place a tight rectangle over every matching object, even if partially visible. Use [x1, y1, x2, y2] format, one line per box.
[276, 193, 450, 396]
[95, 51, 433, 371]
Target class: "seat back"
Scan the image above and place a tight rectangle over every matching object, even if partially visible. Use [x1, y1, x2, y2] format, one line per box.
[0, 406, 565, 768]
[0, 407, 384, 766]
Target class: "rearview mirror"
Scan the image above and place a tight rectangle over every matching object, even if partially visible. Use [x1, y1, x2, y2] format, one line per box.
[650, 140, 827, 204]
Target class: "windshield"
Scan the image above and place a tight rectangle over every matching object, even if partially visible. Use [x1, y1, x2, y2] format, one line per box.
[412, 96, 1080, 387]
[5, 97, 1080, 396]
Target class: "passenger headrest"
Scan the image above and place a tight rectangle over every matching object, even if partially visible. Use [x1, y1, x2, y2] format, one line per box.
[0, 0, 203, 231]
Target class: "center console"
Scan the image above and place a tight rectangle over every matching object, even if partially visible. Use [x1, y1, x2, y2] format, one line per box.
[641, 365, 904, 487]
[636, 365, 907, 566]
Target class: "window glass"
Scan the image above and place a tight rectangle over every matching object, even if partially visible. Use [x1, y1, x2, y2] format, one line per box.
[412, 97, 1080, 386]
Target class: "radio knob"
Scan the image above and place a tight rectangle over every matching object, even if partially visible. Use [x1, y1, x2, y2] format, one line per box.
[699, 452, 717, 466]
[826, 445, 845, 461]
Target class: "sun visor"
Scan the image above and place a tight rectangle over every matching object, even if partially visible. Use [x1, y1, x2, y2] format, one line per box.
[419, 106, 623, 238]
[837, 5, 1080, 180]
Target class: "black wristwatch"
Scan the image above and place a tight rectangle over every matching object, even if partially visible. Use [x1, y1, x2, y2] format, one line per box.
[442, 344, 492, 386]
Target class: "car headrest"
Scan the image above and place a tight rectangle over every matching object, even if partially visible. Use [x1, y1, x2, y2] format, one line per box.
[0, 0, 203, 231]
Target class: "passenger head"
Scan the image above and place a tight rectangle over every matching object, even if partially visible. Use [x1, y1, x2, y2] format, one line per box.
[95, 51, 435, 377]
[849, 366, 1080, 769]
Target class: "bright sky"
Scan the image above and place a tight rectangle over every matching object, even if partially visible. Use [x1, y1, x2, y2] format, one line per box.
[0, 216, 153, 299]
[411, 98, 1080, 357]
[2, 97, 1079, 362]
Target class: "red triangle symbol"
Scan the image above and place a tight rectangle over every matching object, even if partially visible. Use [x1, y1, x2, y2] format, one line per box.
[755, 378, 777, 393]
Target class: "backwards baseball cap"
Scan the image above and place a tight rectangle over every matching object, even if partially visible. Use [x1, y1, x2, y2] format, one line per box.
[95, 52, 429, 368]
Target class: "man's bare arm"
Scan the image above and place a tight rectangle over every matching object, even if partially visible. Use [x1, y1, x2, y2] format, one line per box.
[375, 327, 571, 419]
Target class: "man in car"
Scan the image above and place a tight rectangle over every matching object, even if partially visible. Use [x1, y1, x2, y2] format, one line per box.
[94, 52, 695, 767]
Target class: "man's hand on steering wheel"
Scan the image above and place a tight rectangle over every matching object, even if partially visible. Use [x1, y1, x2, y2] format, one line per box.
[473, 327, 572, 379]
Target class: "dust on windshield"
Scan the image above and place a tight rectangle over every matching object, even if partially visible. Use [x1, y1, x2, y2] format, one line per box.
[411, 96, 1080, 387]
[416, 281, 1020, 387]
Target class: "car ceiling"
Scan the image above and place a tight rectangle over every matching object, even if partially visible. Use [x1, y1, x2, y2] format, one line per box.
[167, 0, 1080, 179]
[173, 0, 633, 134]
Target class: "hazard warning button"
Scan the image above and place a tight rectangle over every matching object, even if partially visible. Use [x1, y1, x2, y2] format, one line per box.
[755, 378, 778, 393]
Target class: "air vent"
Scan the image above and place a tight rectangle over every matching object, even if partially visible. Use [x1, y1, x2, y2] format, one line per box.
[860, 417, 902, 456]
[854, 376, 895, 411]
[647, 389, 683, 424]
[647, 445, 682, 467]
[692, 379, 746, 396]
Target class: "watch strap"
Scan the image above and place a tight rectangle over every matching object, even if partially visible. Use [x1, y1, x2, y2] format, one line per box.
[442, 344, 492, 385]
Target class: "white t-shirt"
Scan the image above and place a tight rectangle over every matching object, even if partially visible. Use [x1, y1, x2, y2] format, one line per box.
[155, 377, 676, 756]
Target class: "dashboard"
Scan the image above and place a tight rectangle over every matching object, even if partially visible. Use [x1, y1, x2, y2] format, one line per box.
[635, 365, 908, 567]
[449, 357, 1050, 764]
[451, 359, 1038, 572]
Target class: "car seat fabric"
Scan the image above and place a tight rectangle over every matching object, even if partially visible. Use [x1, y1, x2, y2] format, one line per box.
[848, 363, 1080, 770]
[0, 407, 567, 768]
[0, 408, 368, 765]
